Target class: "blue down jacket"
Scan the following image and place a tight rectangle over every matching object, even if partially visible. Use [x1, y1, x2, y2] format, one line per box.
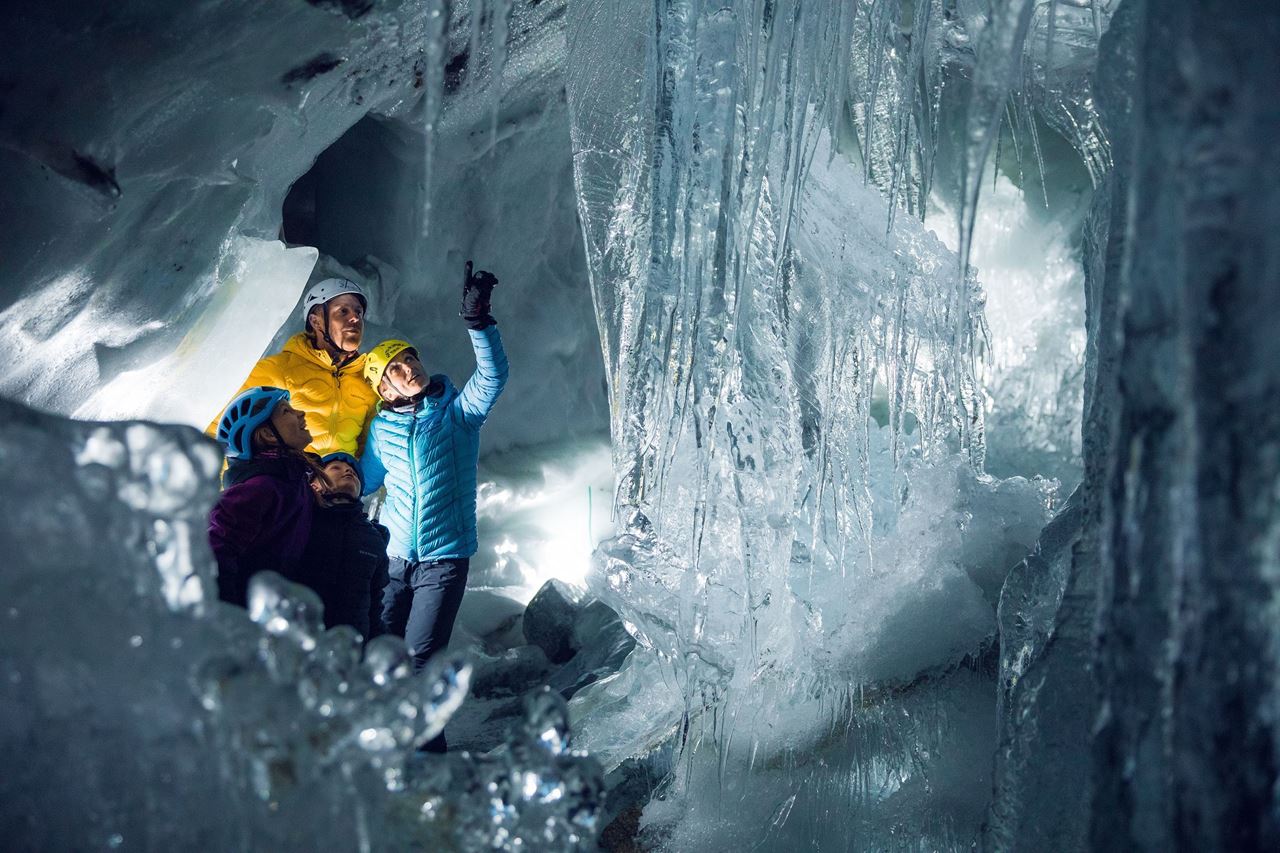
[360, 326, 508, 561]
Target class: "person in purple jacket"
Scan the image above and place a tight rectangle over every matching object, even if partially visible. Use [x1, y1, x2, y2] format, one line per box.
[208, 386, 322, 607]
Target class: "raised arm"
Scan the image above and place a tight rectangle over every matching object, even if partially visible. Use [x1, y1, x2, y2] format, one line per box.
[455, 261, 508, 428]
[457, 325, 509, 427]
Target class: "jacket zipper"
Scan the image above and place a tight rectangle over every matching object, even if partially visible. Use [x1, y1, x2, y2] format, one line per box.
[332, 366, 342, 442]
[408, 412, 419, 561]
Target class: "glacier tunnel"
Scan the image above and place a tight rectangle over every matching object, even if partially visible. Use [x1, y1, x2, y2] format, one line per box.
[1, 1, 1277, 850]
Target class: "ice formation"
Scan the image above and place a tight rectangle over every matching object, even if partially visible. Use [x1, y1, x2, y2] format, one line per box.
[561, 1, 1065, 845]
[1, 0, 606, 454]
[990, 1, 1280, 849]
[3, 0, 1279, 850]
[0, 398, 605, 850]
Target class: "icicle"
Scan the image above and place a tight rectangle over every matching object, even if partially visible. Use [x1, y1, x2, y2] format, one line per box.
[1045, 0, 1060, 73]
[467, 0, 485, 90]
[419, 0, 447, 237]
[1023, 91, 1051, 208]
[861, 0, 895, 186]
[488, 0, 513, 157]
[956, 0, 1038, 279]
[564, 0, 1028, 843]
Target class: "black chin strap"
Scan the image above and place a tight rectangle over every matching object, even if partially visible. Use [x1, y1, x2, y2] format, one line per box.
[316, 303, 355, 368]
[384, 371, 416, 403]
[384, 375, 435, 410]
[266, 420, 288, 449]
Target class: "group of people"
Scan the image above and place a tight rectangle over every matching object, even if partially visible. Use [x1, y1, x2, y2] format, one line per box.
[205, 263, 507, 752]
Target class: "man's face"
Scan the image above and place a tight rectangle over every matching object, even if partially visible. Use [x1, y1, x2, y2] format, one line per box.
[313, 460, 361, 500]
[311, 293, 364, 352]
[270, 401, 312, 450]
[379, 350, 428, 401]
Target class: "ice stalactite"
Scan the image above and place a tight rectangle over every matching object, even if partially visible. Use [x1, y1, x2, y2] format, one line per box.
[847, 0, 949, 225]
[839, 0, 1114, 258]
[849, 0, 1113, 489]
[954, 0, 1115, 277]
[984, 2, 1132, 846]
[419, 0, 517, 236]
[957, 0, 1039, 280]
[564, 0, 1060, 847]
[418, 0, 448, 236]
[1022, 0, 1114, 185]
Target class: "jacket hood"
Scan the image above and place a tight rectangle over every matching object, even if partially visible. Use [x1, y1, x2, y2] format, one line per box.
[282, 333, 368, 373]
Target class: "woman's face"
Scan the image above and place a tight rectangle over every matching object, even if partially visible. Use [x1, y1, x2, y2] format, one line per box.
[270, 400, 312, 450]
[379, 350, 428, 401]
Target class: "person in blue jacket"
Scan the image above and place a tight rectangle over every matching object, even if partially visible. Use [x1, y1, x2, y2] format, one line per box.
[359, 262, 507, 748]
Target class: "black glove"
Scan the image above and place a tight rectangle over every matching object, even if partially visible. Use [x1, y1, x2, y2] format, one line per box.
[460, 260, 498, 330]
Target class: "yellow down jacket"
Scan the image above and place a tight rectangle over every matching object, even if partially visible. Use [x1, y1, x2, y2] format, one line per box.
[208, 333, 382, 457]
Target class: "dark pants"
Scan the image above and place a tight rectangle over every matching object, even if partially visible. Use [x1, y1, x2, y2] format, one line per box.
[382, 556, 470, 753]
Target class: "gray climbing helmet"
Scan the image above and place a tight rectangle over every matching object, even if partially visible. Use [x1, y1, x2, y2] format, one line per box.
[300, 278, 368, 324]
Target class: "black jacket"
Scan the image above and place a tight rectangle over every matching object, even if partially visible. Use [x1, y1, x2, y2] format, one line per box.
[296, 497, 391, 639]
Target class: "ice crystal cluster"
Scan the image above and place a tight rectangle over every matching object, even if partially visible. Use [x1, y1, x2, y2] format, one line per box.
[0, 399, 604, 850]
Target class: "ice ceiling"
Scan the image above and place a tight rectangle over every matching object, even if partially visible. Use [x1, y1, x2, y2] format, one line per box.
[3, 0, 1279, 851]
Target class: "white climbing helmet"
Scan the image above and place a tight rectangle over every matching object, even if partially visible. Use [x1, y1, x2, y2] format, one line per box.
[300, 277, 368, 324]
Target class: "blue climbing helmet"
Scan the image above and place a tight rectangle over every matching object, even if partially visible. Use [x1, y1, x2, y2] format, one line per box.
[318, 451, 363, 488]
[217, 386, 290, 461]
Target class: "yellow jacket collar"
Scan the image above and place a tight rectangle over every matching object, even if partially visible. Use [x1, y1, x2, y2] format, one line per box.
[282, 333, 367, 372]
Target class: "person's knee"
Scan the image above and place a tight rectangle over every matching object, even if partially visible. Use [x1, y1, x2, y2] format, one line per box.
[408, 642, 436, 674]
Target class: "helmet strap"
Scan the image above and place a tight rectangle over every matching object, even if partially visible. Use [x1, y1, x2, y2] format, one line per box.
[267, 419, 288, 450]
[387, 372, 411, 400]
[381, 370, 428, 407]
[321, 303, 342, 356]
[312, 303, 355, 367]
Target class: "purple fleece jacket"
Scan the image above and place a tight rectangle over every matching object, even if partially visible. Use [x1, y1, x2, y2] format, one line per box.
[208, 450, 314, 606]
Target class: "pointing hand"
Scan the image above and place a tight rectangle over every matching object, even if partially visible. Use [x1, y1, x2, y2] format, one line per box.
[461, 260, 498, 330]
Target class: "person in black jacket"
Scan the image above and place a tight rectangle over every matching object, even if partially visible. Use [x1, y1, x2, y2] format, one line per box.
[297, 452, 391, 640]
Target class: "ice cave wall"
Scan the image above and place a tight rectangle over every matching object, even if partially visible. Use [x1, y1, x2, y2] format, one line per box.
[4, 0, 1279, 850]
[1, 4, 615, 848]
[2, 1, 1091, 849]
[1088, 1, 1280, 847]
[991, 1, 1280, 849]
[1, 0, 605, 452]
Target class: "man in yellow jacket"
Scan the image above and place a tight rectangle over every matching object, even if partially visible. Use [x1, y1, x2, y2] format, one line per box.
[209, 278, 382, 457]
